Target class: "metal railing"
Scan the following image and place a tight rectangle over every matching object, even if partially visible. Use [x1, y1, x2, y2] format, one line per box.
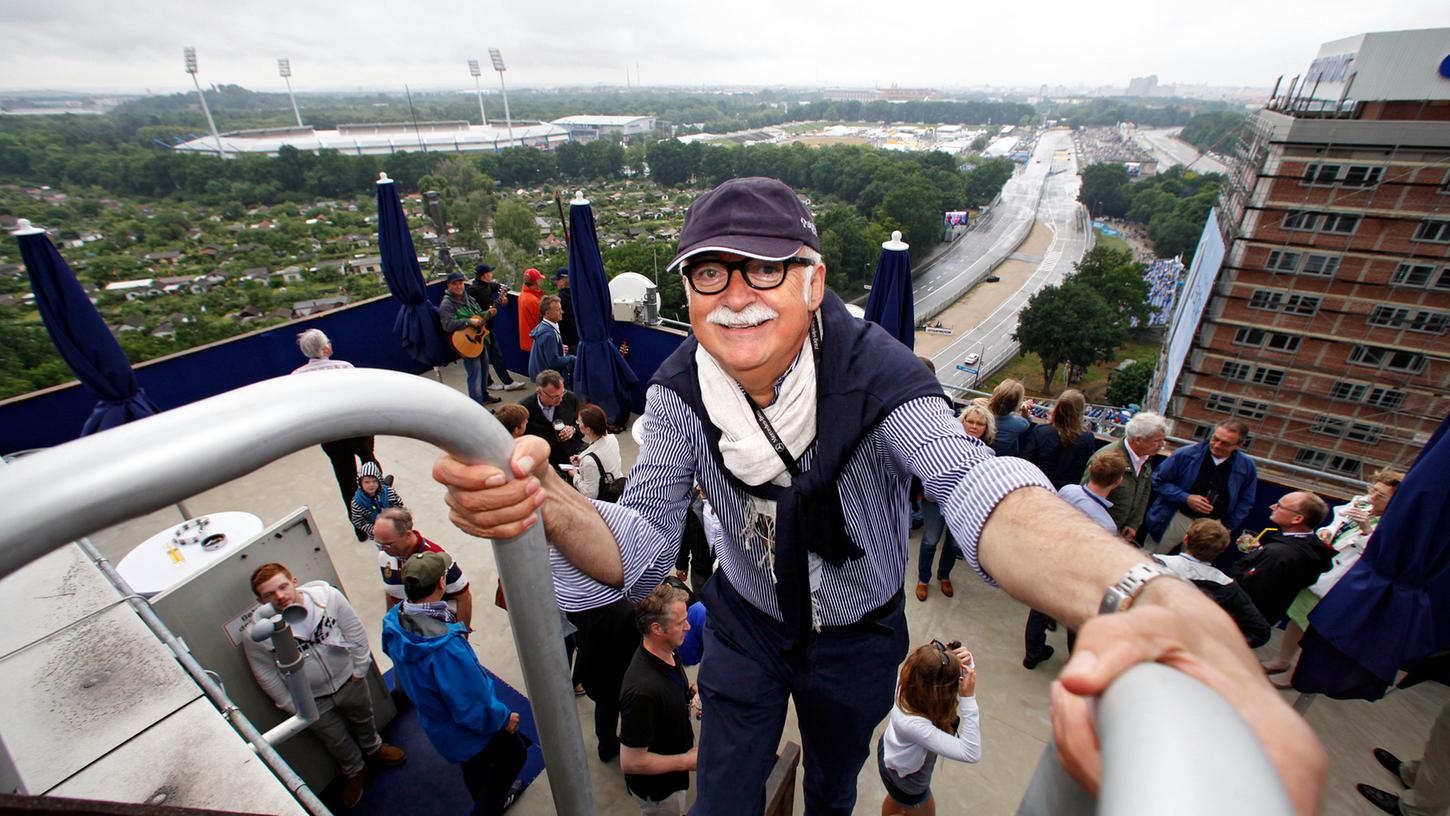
[0, 369, 594, 816]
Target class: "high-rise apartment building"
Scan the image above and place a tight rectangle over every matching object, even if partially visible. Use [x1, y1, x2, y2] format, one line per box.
[1153, 28, 1450, 493]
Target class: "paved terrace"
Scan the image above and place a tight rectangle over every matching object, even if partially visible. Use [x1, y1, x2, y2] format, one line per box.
[83, 361, 1445, 815]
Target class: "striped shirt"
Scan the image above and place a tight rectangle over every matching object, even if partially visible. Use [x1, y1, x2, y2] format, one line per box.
[551, 383, 1054, 624]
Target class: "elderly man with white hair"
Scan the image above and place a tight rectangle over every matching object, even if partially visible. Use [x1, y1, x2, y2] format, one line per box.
[432, 178, 1325, 815]
[1082, 411, 1170, 544]
[291, 328, 380, 540]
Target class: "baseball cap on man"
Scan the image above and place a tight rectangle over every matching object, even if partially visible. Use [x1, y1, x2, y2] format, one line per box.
[552, 268, 568, 281]
[401, 551, 452, 592]
[668, 177, 819, 271]
[474, 263, 494, 276]
[445, 271, 467, 283]
[524, 268, 545, 283]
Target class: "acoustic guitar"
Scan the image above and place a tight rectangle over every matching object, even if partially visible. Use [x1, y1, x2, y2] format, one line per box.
[451, 323, 488, 358]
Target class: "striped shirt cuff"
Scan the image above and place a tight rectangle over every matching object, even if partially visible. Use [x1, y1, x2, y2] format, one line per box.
[942, 455, 1056, 587]
[548, 498, 672, 612]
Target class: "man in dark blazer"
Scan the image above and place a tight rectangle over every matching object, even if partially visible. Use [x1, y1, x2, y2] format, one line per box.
[521, 369, 585, 471]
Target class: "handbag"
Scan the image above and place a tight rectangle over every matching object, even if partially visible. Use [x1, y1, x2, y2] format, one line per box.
[586, 452, 626, 503]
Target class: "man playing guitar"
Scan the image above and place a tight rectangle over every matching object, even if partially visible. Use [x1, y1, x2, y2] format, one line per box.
[438, 271, 500, 406]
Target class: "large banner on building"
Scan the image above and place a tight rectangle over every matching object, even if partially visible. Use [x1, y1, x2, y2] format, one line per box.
[1147, 209, 1225, 414]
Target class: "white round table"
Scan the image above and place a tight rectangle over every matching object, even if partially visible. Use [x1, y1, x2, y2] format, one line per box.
[116, 511, 265, 596]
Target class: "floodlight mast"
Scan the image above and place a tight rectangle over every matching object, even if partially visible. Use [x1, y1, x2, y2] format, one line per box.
[278, 58, 303, 128]
[183, 47, 227, 159]
[468, 59, 487, 127]
[489, 48, 515, 145]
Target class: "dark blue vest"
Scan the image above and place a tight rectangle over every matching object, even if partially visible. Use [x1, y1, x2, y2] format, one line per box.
[650, 290, 946, 645]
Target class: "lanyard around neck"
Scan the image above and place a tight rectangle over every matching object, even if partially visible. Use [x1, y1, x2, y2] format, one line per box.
[742, 315, 822, 478]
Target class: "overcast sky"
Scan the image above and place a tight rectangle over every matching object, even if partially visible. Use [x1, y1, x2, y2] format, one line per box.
[3, 0, 1446, 94]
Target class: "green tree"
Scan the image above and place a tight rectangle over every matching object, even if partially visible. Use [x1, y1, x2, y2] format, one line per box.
[1079, 164, 1131, 219]
[648, 140, 699, 187]
[1070, 246, 1151, 332]
[1106, 360, 1155, 407]
[1013, 281, 1123, 391]
[493, 198, 538, 255]
[962, 158, 1014, 208]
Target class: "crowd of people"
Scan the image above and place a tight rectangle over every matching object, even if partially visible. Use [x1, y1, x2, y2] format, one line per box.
[1141, 257, 1184, 327]
[262, 174, 1442, 815]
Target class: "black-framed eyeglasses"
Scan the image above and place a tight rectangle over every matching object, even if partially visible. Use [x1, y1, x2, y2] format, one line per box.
[680, 256, 816, 295]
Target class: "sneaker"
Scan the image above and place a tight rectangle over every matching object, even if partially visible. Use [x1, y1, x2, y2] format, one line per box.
[342, 772, 365, 809]
[370, 743, 406, 766]
[503, 381, 526, 391]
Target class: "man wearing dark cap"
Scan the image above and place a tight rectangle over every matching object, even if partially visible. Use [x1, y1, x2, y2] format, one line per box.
[439, 271, 500, 406]
[518, 268, 545, 353]
[433, 177, 1326, 814]
[552, 267, 578, 349]
[469, 264, 525, 392]
[382, 551, 526, 814]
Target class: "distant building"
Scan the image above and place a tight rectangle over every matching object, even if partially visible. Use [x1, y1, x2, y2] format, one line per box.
[1149, 27, 1450, 491]
[1126, 75, 1159, 97]
[173, 121, 570, 157]
[550, 115, 656, 142]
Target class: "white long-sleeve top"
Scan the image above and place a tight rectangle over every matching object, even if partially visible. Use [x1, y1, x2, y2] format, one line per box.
[572, 433, 624, 499]
[243, 581, 373, 713]
[882, 695, 982, 776]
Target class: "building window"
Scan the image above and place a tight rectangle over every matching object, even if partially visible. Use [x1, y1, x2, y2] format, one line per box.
[1302, 163, 1341, 185]
[1367, 387, 1405, 410]
[1251, 367, 1285, 387]
[1221, 361, 1251, 381]
[1282, 211, 1319, 231]
[1190, 424, 1211, 441]
[1409, 310, 1449, 334]
[1322, 213, 1360, 234]
[1330, 381, 1367, 401]
[1392, 262, 1437, 288]
[1301, 254, 1340, 277]
[1248, 289, 1283, 310]
[1236, 399, 1270, 421]
[1294, 449, 1328, 468]
[1414, 220, 1450, 243]
[1310, 414, 1346, 438]
[1346, 423, 1383, 444]
[1266, 250, 1301, 272]
[1284, 295, 1321, 316]
[1205, 394, 1237, 414]
[1327, 455, 1364, 477]
[1233, 327, 1266, 347]
[1348, 345, 1427, 373]
[1368, 306, 1409, 328]
[1266, 333, 1301, 353]
[1340, 165, 1384, 187]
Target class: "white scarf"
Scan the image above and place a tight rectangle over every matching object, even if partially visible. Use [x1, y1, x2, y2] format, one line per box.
[695, 330, 825, 627]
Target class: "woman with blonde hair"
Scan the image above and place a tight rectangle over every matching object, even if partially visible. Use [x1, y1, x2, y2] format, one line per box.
[959, 403, 996, 445]
[1020, 389, 1096, 488]
[985, 379, 1032, 457]
[877, 640, 981, 815]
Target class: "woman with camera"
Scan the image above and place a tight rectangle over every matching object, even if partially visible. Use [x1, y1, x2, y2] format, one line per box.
[878, 640, 981, 815]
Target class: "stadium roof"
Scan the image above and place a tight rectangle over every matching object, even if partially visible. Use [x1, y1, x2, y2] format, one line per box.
[172, 121, 569, 157]
[550, 115, 654, 127]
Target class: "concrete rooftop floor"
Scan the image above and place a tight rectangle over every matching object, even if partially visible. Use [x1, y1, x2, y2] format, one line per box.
[83, 360, 1444, 815]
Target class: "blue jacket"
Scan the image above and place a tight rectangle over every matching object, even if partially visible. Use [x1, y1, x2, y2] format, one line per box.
[1144, 441, 1257, 540]
[380, 606, 511, 763]
[528, 320, 575, 380]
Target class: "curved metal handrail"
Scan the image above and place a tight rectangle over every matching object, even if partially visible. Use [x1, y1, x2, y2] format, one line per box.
[0, 368, 594, 815]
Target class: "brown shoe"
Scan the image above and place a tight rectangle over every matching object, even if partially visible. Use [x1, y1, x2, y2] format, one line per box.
[342, 772, 365, 809]
[370, 743, 406, 766]
[915, 582, 929, 602]
[940, 579, 955, 598]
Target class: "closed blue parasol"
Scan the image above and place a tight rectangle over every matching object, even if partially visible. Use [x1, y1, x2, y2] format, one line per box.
[864, 230, 915, 349]
[376, 173, 454, 367]
[1293, 412, 1450, 699]
[13, 220, 160, 436]
[565, 192, 637, 421]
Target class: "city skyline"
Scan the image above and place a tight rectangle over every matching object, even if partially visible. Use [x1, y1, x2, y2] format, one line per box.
[3, 0, 1445, 94]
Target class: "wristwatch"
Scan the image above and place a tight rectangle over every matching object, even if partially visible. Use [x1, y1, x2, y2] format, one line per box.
[1099, 562, 1179, 614]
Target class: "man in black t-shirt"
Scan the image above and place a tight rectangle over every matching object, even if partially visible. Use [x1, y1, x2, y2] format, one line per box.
[619, 582, 698, 814]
